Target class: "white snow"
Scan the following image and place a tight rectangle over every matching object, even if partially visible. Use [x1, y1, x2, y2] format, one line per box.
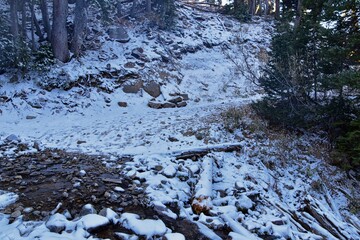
[120, 213, 167, 238]
[0, 3, 359, 240]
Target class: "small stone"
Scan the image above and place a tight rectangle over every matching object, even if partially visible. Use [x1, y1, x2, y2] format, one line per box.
[168, 96, 182, 104]
[154, 165, 163, 171]
[26, 115, 36, 120]
[177, 102, 187, 108]
[162, 165, 177, 178]
[5, 134, 20, 143]
[162, 102, 176, 108]
[148, 101, 162, 109]
[114, 186, 125, 192]
[118, 102, 128, 107]
[11, 210, 21, 219]
[168, 136, 179, 142]
[80, 204, 97, 216]
[104, 191, 111, 198]
[79, 170, 86, 177]
[77, 140, 86, 145]
[62, 192, 69, 198]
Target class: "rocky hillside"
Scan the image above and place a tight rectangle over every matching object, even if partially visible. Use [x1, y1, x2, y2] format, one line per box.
[0, 2, 359, 240]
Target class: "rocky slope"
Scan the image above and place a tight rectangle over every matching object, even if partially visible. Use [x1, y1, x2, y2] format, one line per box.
[0, 2, 359, 240]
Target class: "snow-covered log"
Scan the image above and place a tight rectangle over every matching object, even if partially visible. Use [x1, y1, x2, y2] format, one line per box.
[220, 214, 261, 240]
[191, 155, 214, 214]
[174, 143, 242, 160]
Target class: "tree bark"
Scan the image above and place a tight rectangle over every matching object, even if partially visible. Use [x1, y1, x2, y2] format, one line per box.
[30, 2, 45, 42]
[146, 0, 151, 13]
[29, 0, 36, 50]
[9, 0, 19, 39]
[21, 0, 27, 38]
[275, 0, 280, 19]
[40, 0, 51, 39]
[295, 0, 302, 28]
[71, 0, 87, 57]
[52, 0, 70, 62]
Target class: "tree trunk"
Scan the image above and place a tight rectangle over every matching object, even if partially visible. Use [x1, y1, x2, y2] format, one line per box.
[9, 0, 19, 39]
[52, 0, 70, 62]
[146, 0, 151, 13]
[21, 0, 27, 38]
[40, 0, 51, 39]
[71, 0, 87, 57]
[275, 0, 280, 19]
[29, 0, 36, 50]
[295, 0, 302, 28]
[30, 2, 45, 42]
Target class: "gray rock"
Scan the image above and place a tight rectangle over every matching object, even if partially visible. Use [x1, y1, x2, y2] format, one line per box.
[162, 102, 176, 108]
[118, 102, 128, 107]
[46, 213, 67, 233]
[122, 80, 143, 94]
[26, 115, 36, 120]
[143, 81, 161, 98]
[80, 204, 97, 216]
[131, 48, 149, 62]
[168, 96, 183, 104]
[148, 101, 162, 109]
[107, 27, 130, 43]
[224, 20, 234, 28]
[5, 134, 20, 143]
[10, 210, 22, 219]
[177, 102, 187, 108]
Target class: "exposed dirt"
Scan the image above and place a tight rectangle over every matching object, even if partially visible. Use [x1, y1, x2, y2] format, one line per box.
[0, 142, 230, 239]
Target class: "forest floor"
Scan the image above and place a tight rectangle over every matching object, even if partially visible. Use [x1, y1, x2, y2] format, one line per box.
[0, 3, 359, 240]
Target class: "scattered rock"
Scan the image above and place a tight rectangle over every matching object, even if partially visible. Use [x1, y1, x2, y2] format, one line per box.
[168, 96, 183, 104]
[26, 115, 36, 120]
[10, 210, 22, 219]
[168, 136, 179, 142]
[162, 165, 177, 178]
[118, 102, 128, 107]
[176, 102, 187, 108]
[5, 134, 20, 143]
[124, 62, 136, 68]
[80, 204, 97, 216]
[131, 48, 149, 62]
[143, 81, 161, 98]
[79, 214, 110, 232]
[148, 101, 163, 109]
[123, 80, 143, 94]
[107, 26, 130, 43]
[46, 213, 67, 233]
[162, 102, 176, 108]
[164, 233, 186, 240]
[77, 140, 87, 145]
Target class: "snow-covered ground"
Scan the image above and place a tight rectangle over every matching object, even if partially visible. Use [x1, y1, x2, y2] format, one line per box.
[0, 3, 359, 240]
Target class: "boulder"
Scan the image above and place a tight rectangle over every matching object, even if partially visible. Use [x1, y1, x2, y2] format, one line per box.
[143, 81, 161, 98]
[148, 101, 163, 109]
[123, 80, 143, 94]
[168, 96, 183, 104]
[107, 27, 130, 43]
[131, 48, 150, 62]
[162, 102, 176, 108]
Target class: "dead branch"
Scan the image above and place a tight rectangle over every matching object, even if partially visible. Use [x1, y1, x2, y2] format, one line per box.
[174, 143, 242, 160]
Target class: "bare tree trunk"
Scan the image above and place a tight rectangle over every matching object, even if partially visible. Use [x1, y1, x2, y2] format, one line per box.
[265, 0, 269, 15]
[21, 0, 27, 38]
[9, 0, 19, 39]
[30, 2, 45, 42]
[146, 0, 151, 13]
[295, 0, 302, 28]
[52, 0, 69, 62]
[130, 0, 137, 18]
[40, 0, 51, 39]
[71, 0, 87, 57]
[29, 0, 36, 50]
[275, 0, 280, 19]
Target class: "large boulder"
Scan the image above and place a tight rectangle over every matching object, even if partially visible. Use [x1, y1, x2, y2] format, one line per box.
[123, 80, 143, 94]
[107, 27, 130, 43]
[143, 81, 161, 98]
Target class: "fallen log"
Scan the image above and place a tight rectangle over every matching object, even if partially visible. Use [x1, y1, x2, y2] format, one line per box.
[174, 143, 242, 160]
[191, 155, 214, 214]
[302, 196, 349, 240]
